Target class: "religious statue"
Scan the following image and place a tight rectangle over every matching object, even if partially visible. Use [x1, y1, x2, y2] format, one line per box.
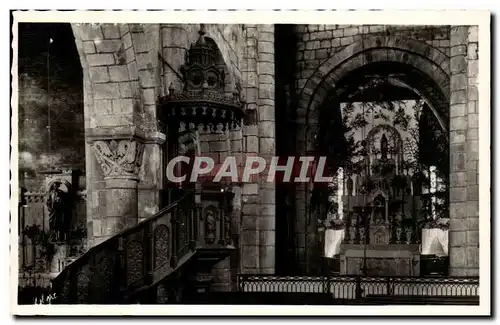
[204, 208, 217, 244]
[46, 182, 70, 242]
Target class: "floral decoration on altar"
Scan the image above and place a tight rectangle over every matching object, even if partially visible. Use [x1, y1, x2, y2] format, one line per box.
[422, 217, 450, 230]
[317, 215, 345, 232]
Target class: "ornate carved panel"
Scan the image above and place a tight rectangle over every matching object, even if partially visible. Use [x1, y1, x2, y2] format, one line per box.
[92, 139, 145, 177]
[154, 225, 170, 268]
[126, 240, 144, 285]
[76, 267, 90, 303]
[97, 256, 114, 295]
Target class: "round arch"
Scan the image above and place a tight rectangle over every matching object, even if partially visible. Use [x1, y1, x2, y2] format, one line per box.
[295, 35, 450, 132]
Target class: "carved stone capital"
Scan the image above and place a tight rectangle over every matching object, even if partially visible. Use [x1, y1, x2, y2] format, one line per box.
[91, 139, 145, 178]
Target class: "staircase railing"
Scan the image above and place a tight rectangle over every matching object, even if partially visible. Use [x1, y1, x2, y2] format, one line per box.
[51, 192, 199, 304]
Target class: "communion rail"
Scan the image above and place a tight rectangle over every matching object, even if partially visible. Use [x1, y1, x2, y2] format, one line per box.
[51, 193, 198, 304]
[237, 275, 479, 302]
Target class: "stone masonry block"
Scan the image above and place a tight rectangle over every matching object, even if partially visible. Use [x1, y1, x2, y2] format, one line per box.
[466, 246, 479, 268]
[306, 41, 321, 50]
[259, 189, 275, 204]
[108, 65, 130, 82]
[468, 60, 479, 77]
[258, 121, 275, 138]
[449, 247, 467, 268]
[259, 216, 276, 230]
[467, 170, 478, 185]
[450, 56, 467, 73]
[142, 87, 156, 105]
[257, 41, 274, 54]
[95, 39, 122, 53]
[258, 105, 275, 122]
[259, 230, 275, 246]
[119, 81, 137, 99]
[450, 202, 467, 219]
[450, 172, 467, 187]
[102, 24, 121, 39]
[468, 26, 479, 43]
[450, 90, 466, 105]
[343, 27, 359, 37]
[242, 183, 259, 195]
[449, 218, 468, 231]
[468, 101, 478, 114]
[450, 130, 466, 144]
[450, 230, 467, 247]
[241, 245, 259, 269]
[467, 201, 479, 218]
[241, 231, 259, 246]
[467, 43, 478, 60]
[450, 104, 466, 117]
[112, 98, 134, 114]
[258, 88, 274, 101]
[131, 32, 149, 53]
[332, 29, 343, 38]
[83, 41, 96, 54]
[259, 138, 275, 154]
[93, 99, 112, 115]
[79, 24, 104, 41]
[260, 204, 275, 217]
[340, 36, 354, 46]
[86, 53, 115, 66]
[259, 246, 275, 269]
[450, 45, 467, 57]
[450, 116, 467, 131]
[468, 113, 479, 129]
[93, 83, 121, 99]
[257, 62, 274, 75]
[468, 217, 479, 231]
[88, 66, 110, 83]
[450, 187, 467, 203]
[259, 74, 274, 84]
[451, 74, 467, 91]
[138, 70, 155, 88]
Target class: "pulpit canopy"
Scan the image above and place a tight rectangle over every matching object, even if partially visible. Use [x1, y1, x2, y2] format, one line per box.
[159, 24, 246, 132]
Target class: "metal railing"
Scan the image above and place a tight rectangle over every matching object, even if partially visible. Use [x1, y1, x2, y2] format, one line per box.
[50, 193, 199, 304]
[237, 274, 479, 300]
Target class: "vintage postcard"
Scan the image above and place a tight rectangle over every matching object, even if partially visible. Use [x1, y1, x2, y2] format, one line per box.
[10, 9, 491, 316]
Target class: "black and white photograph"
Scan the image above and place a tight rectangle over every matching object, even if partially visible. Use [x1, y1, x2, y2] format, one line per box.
[10, 10, 491, 316]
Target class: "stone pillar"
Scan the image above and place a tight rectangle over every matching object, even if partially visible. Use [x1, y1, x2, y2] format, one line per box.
[240, 24, 261, 273]
[257, 24, 276, 274]
[90, 137, 145, 244]
[448, 25, 479, 276]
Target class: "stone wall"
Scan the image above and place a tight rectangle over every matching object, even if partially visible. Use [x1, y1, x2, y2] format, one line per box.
[295, 24, 451, 90]
[18, 23, 85, 190]
[448, 25, 479, 276]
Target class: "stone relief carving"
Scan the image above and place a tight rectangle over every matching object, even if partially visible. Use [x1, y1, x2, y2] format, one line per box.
[92, 139, 145, 177]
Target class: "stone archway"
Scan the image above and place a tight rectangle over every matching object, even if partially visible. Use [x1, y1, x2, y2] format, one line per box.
[295, 35, 450, 132]
[291, 35, 453, 275]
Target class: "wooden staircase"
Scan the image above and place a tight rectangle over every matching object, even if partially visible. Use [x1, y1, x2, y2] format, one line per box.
[51, 191, 235, 304]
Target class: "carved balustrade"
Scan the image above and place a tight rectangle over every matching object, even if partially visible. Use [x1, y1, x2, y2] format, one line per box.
[51, 192, 199, 304]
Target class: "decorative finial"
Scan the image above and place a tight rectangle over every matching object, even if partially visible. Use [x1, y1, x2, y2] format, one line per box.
[199, 24, 206, 36]
[196, 24, 207, 46]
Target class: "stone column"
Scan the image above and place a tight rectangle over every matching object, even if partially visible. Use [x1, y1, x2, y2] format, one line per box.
[240, 24, 261, 273]
[448, 25, 479, 276]
[257, 25, 276, 274]
[91, 137, 145, 244]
